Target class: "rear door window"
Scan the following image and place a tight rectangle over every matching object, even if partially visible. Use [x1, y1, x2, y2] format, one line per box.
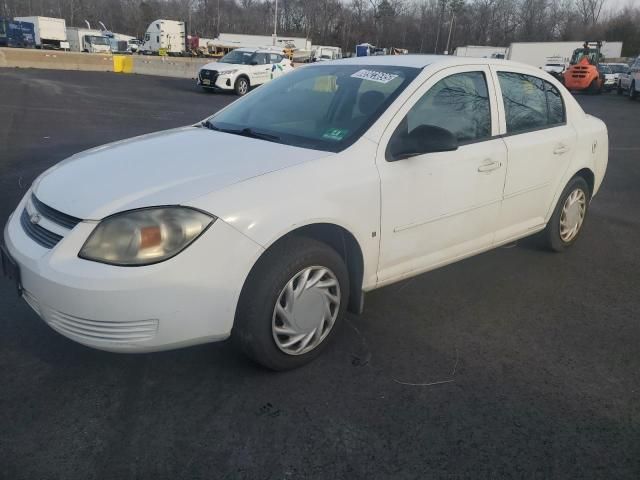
[498, 72, 565, 134]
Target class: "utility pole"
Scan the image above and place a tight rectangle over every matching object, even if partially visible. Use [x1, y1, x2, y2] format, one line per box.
[217, 0, 221, 36]
[445, 13, 455, 55]
[272, 0, 278, 46]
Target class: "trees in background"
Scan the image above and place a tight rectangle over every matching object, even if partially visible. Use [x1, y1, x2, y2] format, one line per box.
[1, 0, 638, 56]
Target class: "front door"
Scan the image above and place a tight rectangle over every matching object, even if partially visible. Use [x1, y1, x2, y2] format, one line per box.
[249, 52, 271, 85]
[376, 66, 507, 285]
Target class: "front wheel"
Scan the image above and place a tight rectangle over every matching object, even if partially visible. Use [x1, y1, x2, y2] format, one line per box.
[233, 237, 349, 370]
[617, 82, 623, 95]
[630, 82, 637, 100]
[541, 176, 590, 252]
[234, 77, 250, 96]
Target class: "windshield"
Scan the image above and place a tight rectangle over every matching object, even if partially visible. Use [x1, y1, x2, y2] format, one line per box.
[220, 49, 256, 65]
[206, 64, 419, 152]
[88, 36, 110, 46]
[606, 64, 627, 74]
[570, 48, 601, 65]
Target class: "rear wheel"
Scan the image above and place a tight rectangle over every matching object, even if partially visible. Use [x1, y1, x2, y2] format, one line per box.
[617, 82, 623, 95]
[233, 237, 349, 370]
[629, 82, 637, 100]
[541, 176, 590, 252]
[234, 76, 250, 96]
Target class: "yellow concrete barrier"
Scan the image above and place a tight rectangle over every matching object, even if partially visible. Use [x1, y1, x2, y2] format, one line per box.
[113, 55, 133, 73]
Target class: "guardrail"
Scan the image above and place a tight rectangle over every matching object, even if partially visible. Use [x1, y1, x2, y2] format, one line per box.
[0, 47, 112, 71]
[0, 48, 215, 79]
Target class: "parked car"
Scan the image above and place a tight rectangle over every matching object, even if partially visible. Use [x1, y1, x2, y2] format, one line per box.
[2, 56, 608, 370]
[597, 64, 613, 91]
[542, 62, 565, 82]
[197, 47, 293, 96]
[622, 55, 640, 99]
[600, 62, 628, 92]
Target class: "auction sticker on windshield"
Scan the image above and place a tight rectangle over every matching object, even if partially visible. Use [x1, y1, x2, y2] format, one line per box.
[350, 69, 399, 84]
[322, 128, 348, 141]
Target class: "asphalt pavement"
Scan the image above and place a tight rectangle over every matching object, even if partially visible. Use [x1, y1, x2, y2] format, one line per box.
[0, 69, 638, 479]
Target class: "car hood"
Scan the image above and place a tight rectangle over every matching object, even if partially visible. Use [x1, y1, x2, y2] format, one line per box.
[201, 62, 241, 72]
[33, 126, 331, 220]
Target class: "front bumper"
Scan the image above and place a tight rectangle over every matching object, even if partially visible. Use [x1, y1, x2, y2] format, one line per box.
[3, 194, 263, 353]
[197, 70, 235, 91]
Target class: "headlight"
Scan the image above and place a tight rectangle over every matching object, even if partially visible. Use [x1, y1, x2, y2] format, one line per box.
[79, 207, 215, 266]
[218, 70, 238, 76]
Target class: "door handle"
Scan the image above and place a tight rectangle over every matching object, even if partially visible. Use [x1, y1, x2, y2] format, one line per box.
[554, 144, 570, 155]
[477, 159, 502, 173]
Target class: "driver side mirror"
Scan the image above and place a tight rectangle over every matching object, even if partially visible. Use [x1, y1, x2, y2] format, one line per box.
[388, 124, 458, 161]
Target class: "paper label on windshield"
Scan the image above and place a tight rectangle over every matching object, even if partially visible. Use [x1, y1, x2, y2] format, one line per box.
[351, 69, 398, 84]
[322, 128, 348, 141]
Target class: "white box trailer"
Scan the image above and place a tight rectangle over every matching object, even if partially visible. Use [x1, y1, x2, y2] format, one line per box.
[14, 16, 66, 48]
[66, 27, 111, 53]
[216, 33, 312, 51]
[141, 19, 185, 54]
[454, 45, 508, 58]
[312, 46, 343, 61]
[506, 41, 624, 68]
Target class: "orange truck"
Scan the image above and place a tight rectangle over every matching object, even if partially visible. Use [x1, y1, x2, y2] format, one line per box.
[563, 41, 604, 94]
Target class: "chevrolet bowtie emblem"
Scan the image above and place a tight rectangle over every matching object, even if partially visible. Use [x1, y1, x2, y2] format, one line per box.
[29, 212, 41, 224]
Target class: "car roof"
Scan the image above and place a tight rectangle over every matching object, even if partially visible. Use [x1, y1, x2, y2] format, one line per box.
[235, 47, 284, 54]
[317, 54, 540, 71]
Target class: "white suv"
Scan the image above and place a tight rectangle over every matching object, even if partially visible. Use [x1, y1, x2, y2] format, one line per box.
[197, 47, 293, 96]
[625, 55, 640, 99]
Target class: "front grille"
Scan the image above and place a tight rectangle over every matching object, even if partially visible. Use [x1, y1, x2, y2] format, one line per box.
[46, 310, 158, 343]
[20, 209, 62, 249]
[200, 69, 218, 82]
[31, 194, 81, 229]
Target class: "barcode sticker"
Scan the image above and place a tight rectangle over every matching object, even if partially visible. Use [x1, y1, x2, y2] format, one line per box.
[350, 69, 399, 84]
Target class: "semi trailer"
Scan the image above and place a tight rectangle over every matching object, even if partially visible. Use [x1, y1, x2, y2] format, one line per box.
[14, 16, 66, 49]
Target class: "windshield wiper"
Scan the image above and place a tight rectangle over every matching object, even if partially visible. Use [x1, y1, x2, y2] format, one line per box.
[201, 121, 281, 143]
[236, 128, 281, 142]
[200, 119, 220, 130]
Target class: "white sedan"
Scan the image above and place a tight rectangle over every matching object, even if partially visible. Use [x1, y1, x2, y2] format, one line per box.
[197, 47, 293, 96]
[2, 56, 608, 370]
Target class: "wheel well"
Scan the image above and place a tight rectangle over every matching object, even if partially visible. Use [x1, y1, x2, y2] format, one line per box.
[236, 74, 250, 85]
[270, 224, 365, 314]
[574, 168, 595, 197]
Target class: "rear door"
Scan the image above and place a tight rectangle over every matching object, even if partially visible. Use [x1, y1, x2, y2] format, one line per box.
[491, 68, 576, 242]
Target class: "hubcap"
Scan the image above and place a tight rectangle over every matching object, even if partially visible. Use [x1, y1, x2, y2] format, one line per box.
[239, 80, 248, 94]
[559, 188, 586, 242]
[272, 266, 341, 356]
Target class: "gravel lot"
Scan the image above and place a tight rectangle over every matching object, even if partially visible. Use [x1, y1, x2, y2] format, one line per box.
[0, 68, 638, 479]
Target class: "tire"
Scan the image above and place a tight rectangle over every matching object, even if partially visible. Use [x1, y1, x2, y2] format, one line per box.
[629, 82, 637, 100]
[234, 76, 250, 96]
[541, 176, 590, 252]
[617, 82, 623, 95]
[588, 79, 600, 94]
[233, 236, 350, 371]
